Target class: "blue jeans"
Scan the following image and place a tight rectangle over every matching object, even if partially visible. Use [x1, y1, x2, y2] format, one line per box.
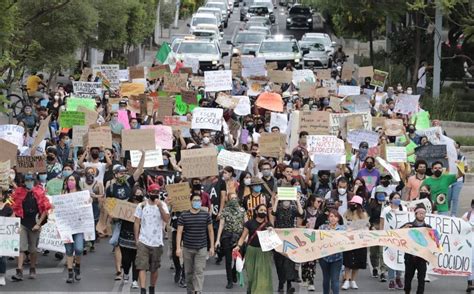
[320, 259, 342, 294]
[64, 233, 84, 257]
[388, 268, 401, 280]
[0, 256, 6, 274]
[448, 181, 463, 217]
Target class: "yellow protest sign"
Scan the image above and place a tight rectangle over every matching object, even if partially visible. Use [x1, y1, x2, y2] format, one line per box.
[120, 83, 145, 97]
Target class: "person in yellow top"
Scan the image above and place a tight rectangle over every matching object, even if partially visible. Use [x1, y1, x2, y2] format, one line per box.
[26, 73, 46, 99]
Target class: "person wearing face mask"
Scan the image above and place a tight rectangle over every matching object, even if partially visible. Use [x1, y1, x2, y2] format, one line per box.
[271, 191, 303, 293]
[341, 196, 368, 290]
[79, 146, 112, 183]
[401, 203, 432, 294]
[356, 157, 380, 193]
[291, 131, 309, 161]
[134, 183, 170, 294]
[237, 172, 253, 201]
[405, 160, 428, 201]
[379, 192, 407, 290]
[370, 173, 404, 201]
[176, 194, 214, 294]
[12, 175, 51, 282]
[233, 203, 274, 294]
[37, 172, 47, 187]
[418, 185, 437, 213]
[242, 177, 272, 219]
[312, 170, 332, 198]
[45, 147, 63, 181]
[47, 92, 63, 115]
[16, 105, 38, 130]
[325, 177, 353, 216]
[56, 133, 71, 165]
[82, 167, 104, 253]
[350, 142, 370, 178]
[46, 163, 75, 197]
[422, 161, 463, 216]
[215, 193, 246, 289]
[218, 167, 238, 218]
[109, 112, 125, 135]
[190, 178, 211, 213]
[367, 189, 387, 281]
[200, 130, 214, 148]
[259, 161, 278, 195]
[462, 200, 474, 293]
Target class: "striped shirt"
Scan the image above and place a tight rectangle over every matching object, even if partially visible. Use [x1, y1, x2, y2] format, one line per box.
[177, 210, 212, 250]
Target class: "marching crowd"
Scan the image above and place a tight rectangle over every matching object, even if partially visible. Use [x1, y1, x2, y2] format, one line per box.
[0, 58, 473, 294]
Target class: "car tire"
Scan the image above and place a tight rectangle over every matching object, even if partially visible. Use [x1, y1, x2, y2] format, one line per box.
[225, 22, 228, 28]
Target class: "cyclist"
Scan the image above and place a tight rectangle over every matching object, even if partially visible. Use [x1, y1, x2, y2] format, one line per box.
[26, 72, 47, 100]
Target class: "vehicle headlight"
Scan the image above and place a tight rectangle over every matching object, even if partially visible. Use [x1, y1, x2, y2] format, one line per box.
[212, 60, 218, 65]
[286, 18, 291, 22]
[294, 59, 300, 63]
[307, 18, 312, 22]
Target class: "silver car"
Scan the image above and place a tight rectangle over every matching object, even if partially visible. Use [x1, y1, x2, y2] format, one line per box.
[299, 42, 330, 68]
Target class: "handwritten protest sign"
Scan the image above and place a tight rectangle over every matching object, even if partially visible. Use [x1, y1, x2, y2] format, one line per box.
[0, 216, 20, 256]
[129, 66, 144, 80]
[231, 56, 242, 77]
[346, 115, 364, 131]
[274, 228, 441, 264]
[376, 156, 401, 182]
[217, 149, 251, 171]
[259, 133, 286, 158]
[386, 146, 407, 163]
[104, 198, 137, 222]
[0, 160, 10, 190]
[72, 81, 102, 95]
[180, 147, 218, 178]
[298, 82, 317, 98]
[372, 117, 387, 129]
[0, 139, 18, 165]
[341, 64, 354, 80]
[167, 182, 191, 212]
[32, 115, 51, 151]
[80, 67, 92, 81]
[257, 230, 283, 252]
[130, 149, 163, 168]
[67, 97, 96, 112]
[234, 96, 251, 116]
[16, 156, 46, 173]
[347, 219, 370, 231]
[156, 96, 174, 119]
[121, 129, 155, 150]
[341, 95, 371, 113]
[83, 126, 113, 148]
[120, 82, 145, 97]
[241, 56, 266, 78]
[415, 144, 448, 168]
[329, 112, 372, 136]
[299, 111, 330, 135]
[141, 125, 173, 150]
[315, 69, 332, 80]
[328, 96, 341, 112]
[292, 69, 315, 86]
[338, 85, 360, 97]
[400, 198, 433, 213]
[268, 70, 292, 84]
[71, 126, 89, 148]
[38, 222, 65, 253]
[162, 73, 188, 93]
[370, 69, 389, 88]
[181, 90, 196, 105]
[191, 107, 223, 131]
[383, 212, 472, 276]
[93, 64, 120, 90]
[204, 70, 232, 92]
[51, 191, 95, 242]
[270, 112, 288, 134]
[277, 187, 297, 200]
[357, 66, 374, 79]
[416, 127, 443, 145]
[307, 135, 345, 170]
[347, 130, 379, 148]
[0, 125, 24, 148]
[148, 64, 170, 79]
[59, 111, 85, 128]
[394, 94, 420, 115]
[216, 93, 240, 109]
[384, 119, 404, 136]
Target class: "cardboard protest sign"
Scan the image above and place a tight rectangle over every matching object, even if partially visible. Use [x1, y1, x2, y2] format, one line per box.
[259, 133, 286, 158]
[216, 93, 240, 109]
[59, 111, 85, 128]
[167, 182, 191, 212]
[16, 156, 46, 173]
[384, 119, 404, 136]
[93, 64, 120, 90]
[148, 65, 170, 80]
[51, 191, 95, 242]
[80, 67, 92, 81]
[163, 73, 188, 93]
[104, 198, 137, 222]
[230, 56, 242, 77]
[0, 160, 10, 190]
[180, 147, 218, 178]
[341, 64, 354, 80]
[121, 129, 155, 150]
[204, 70, 232, 92]
[72, 81, 102, 95]
[370, 69, 389, 88]
[307, 135, 345, 170]
[292, 69, 315, 86]
[83, 126, 113, 148]
[157, 97, 174, 120]
[400, 198, 433, 213]
[315, 69, 332, 80]
[0, 216, 20, 256]
[299, 82, 317, 98]
[129, 66, 145, 80]
[415, 145, 448, 167]
[0, 125, 24, 148]
[386, 146, 407, 163]
[314, 87, 330, 98]
[0, 139, 18, 165]
[270, 112, 288, 134]
[268, 70, 292, 84]
[346, 115, 364, 131]
[257, 229, 283, 252]
[383, 212, 472, 276]
[329, 113, 372, 136]
[328, 96, 341, 112]
[277, 187, 297, 200]
[376, 156, 401, 182]
[191, 107, 223, 131]
[76, 106, 98, 126]
[126, 94, 147, 114]
[181, 90, 197, 105]
[341, 95, 370, 113]
[32, 115, 51, 151]
[372, 117, 387, 129]
[38, 222, 65, 253]
[357, 66, 374, 79]
[130, 149, 163, 168]
[120, 82, 145, 97]
[217, 149, 251, 171]
[394, 94, 420, 115]
[347, 129, 379, 148]
[241, 56, 266, 78]
[416, 127, 443, 145]
[299, 111, 330, 135]
[234, 96, 251, 116]
[338, 85, 360, 97]
[274, 228, 441, 264]
[66, 97, 96, 112]
[141, 125, 173, 150]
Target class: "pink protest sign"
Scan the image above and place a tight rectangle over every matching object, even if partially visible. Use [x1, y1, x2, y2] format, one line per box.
[117, 110, 130, 129]
[142, 125, 173, 149]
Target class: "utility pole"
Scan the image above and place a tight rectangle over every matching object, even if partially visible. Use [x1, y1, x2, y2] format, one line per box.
[432, 3, 442, 99]
[173, 0, 180, 29]
[154, 0, 162, 45]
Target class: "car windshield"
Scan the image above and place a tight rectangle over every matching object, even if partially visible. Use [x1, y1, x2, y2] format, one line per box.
[246, 21, 265, 28]
[178, 42, 218, 54]
[303, 36, 331, 46]
[249, 17, 269, 24]
[235, 33, 265, 44]
[248, 7, 269, 14]
[206, 3, 225, 11]
[194, 31, 216, 38]
[300, 42, 325, 51]
[290, 7, 310, 14]
[254, 2, 273, 11]
[192, 17, 216, 26]
[198, 10, 220, 19]
[260, 41, 298, 53]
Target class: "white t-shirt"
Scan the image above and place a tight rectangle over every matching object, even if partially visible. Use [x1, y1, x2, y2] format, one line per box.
[83, 162, 107, 183]
[370, 184, 398, 199]
[134, 202, 169, 247]
[462, 210, 474, 226]
[417, 66, 426, 88]
[380, 205, 407, 221]
[325, 191, 348, 216]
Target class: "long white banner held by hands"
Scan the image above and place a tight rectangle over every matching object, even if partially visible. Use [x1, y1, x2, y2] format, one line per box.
[191, 107, 223, 131]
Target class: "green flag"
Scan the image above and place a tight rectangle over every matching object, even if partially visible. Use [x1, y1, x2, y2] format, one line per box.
[156, 42, 171, 64]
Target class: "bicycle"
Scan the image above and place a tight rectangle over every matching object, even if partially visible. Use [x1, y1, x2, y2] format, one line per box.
[6, 85, 36, 118]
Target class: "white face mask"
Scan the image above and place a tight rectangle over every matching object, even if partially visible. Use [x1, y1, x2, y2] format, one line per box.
[407, 89, 413, 95]
[244, 178, 251, 186]
[338, 188, 347, 195]
[202, 137, 210, 144]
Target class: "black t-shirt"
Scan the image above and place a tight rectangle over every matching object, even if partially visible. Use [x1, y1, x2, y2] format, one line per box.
[21, 192, 39, 229]
[178, 210, 212, 250]
[106, 176, 135, 200]
[0, 204, 13, 217]
[244, 219, 270, 248]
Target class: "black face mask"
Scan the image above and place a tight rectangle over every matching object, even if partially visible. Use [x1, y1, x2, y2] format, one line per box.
[133, 195, 144, 202]
[46, 155, 55, 162]
[433, 170, 442, 177]
[366, 163, 374, 169]
[257, 212, 267, 219]
[349, 205, 357, 211]
[85, 174, 95, 183]
[320, 178, 329, 184]
[408, 128, 415, 134]
[251, 152, 257, 157]
[419, 192, 430, 199]
[381, 180, 390, 187]
[91, 152, 99, 160]
[192, 184, 202, 191]
[148, 194, 158, 201]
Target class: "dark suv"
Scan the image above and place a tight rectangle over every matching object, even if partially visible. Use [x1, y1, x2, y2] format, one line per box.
[286, 5, 312, 29]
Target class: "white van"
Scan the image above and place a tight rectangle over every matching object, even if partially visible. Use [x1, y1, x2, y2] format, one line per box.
[188, 13, 219, 33]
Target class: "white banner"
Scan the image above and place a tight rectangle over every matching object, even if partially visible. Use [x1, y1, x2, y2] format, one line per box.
[72, 81, 103, 95]
[347, 129, 379, 149]
[38, 222, 65, 253]
[338, 85, 361, 97]
[217, 149, 251, 171]
[233, 96, 251, 116]
[0, 124, 24, 148]
[0, 216, 20, 256]
[270, 112, 288, 134]
[130, 148, 163, 168]
[191, 107, 223, 131]
[383, 212, 473, 276]
[386, 146, 407, 163]
[393, 94, 420, 115]
[307, 135, 345, 170]
[204, 70, 232, 92]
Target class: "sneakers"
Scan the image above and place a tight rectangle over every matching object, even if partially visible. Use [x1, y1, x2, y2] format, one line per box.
[123, 274, 129, 283]
[372, 269, 379, 278]
[178, 277, 186, 288]
[342, 280, 350, 290]
[74, 266, 81, 281]
[395, 278, 404, 289]
[350, 280, 358, 289]
[308, 284, 316, 292]
[114, 271, 122, 281]
[380, 273, 387, 282]
[425, 275, 431, 282]
[66, 269, 74, 283]
[29, 268, 36, 279]
[226, 281, 233, 289]
[388, 280, 396, 290]
[0, 274, 6, 286]
[11, 269, 23, 282]
[131, 280, 139, 289]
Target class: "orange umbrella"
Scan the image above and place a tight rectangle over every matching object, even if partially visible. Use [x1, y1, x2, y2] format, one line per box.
[255, 92, 283, 112]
